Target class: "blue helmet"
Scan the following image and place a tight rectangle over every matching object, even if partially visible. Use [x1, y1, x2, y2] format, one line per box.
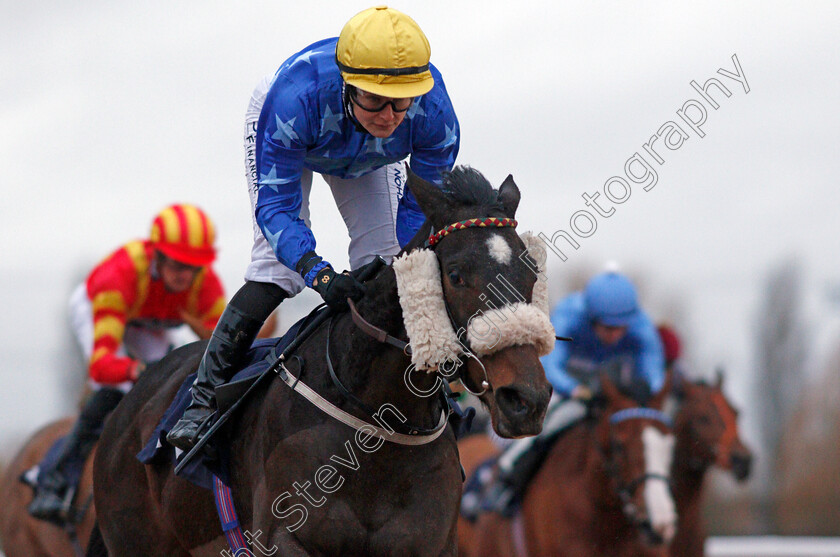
[584, 272, 639, 327]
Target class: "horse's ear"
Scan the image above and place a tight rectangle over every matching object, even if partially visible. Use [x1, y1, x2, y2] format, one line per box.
[498, 175, 520, 218]
[405, 163, 451, 226]
[715, 367, 725, 389]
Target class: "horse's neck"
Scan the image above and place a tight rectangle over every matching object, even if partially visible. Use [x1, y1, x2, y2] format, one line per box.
[673, 411, 711, 490]
[671, 429, 708, 514]
[332, 267, 444, 429]
[547, 420, 616, 504]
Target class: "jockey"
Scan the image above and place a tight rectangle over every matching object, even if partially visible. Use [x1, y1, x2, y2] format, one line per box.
[166, 6, 460, 452]
[28, 204, 225, 523]
[486, 270, 666, 511]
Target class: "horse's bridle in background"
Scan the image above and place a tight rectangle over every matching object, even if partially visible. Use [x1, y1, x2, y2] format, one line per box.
[603, 407, 673, 540]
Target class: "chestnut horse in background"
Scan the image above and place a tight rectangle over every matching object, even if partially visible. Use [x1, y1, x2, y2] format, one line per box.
[458, 374, 676, 557]
[0, 316, 280, 557]
[0, 418, 95, 557]
[670, 373, 752, 557]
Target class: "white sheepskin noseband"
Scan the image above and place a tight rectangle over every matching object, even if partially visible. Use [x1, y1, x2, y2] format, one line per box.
[392, 232, 556, 370]
[392, 248, 464, 371]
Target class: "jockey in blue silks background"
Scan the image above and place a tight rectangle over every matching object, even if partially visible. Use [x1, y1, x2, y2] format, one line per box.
[479, 270, 666, 513]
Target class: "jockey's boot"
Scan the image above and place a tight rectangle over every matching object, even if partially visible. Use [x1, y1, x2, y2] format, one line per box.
[28, 388, 124, 524]
[481, 438, 547, 516]
[166, 281, 288, 454]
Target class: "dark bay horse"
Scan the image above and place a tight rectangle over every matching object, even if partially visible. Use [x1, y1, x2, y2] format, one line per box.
[0, 418, 95, 557]
[458, 374, 677, 557]
[670, 373, 752, 557]
[91, 166, 553, 556]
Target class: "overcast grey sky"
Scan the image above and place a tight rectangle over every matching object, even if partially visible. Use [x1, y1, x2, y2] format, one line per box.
[2, 1, 839, 462]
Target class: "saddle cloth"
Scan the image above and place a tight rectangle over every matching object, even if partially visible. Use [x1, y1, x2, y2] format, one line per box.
[20, 434, 90, 492]
[459, 411, 583, 521]
[136, 318, 305, 490]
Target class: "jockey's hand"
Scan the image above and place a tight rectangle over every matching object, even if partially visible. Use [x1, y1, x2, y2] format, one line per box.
[312, 266, 366, 311]
[572, 384, 593, 401]
[180, 309, 212, 339]
[130, 361, 146, 382]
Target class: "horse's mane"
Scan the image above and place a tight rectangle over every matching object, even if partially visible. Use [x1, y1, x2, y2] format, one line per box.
[440, 166, 505, 212]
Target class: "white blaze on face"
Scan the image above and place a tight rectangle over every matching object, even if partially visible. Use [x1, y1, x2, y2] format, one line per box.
[642, 426, 677, 543]
[486, 235, 512, 265]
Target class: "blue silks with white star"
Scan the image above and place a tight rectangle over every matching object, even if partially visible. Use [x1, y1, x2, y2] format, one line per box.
[254, 38, 460, 284]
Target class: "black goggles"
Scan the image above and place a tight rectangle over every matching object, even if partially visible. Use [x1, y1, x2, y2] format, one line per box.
[348, 86, 414, 113]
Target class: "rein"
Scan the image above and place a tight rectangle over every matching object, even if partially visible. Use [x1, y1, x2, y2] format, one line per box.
[266, 217, 519, 446]
[276, 341, 448, 445]
[325, 313, 447, 437]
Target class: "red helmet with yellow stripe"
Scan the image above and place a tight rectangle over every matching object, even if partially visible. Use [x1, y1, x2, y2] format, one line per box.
[149, 204, 217, 266]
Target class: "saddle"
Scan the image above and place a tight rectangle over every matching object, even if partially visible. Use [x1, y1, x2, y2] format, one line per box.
[136, 320, 305, 489]
[138, 305, 475, 490]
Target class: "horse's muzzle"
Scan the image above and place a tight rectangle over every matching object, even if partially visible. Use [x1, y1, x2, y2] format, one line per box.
[494, 384, 550, 437]
[639, 520, 668, 547]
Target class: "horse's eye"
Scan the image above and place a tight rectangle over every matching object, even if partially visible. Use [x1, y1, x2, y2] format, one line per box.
[448, 270, 466, 287]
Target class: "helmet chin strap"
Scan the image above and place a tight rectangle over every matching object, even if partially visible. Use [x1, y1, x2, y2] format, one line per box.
[341, 82, 369, 134]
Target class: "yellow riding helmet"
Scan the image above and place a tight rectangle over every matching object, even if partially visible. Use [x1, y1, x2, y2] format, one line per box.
[149, 203, 217, 267]
[336, 6, 434, 99]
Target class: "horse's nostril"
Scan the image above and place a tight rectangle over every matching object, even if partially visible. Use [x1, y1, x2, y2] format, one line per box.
[496, 387, 529, 417]
[731, 453, 753, 481]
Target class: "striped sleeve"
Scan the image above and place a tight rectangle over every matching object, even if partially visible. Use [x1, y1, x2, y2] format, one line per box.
[85, 242, 146, 383]
[190, 268, 226, 330]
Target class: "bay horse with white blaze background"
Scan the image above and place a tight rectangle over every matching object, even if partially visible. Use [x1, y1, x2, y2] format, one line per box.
[89, 165, 553, 556]
[458, 373, 677, 557]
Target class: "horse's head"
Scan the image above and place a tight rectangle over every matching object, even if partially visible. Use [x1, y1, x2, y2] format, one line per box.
[678, 371, 752, 480]
[598, 373, 677, 547]
[403, 166, 552, 438]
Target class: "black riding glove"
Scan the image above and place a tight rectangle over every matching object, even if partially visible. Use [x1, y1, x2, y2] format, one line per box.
[312, 266, 366, 311]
